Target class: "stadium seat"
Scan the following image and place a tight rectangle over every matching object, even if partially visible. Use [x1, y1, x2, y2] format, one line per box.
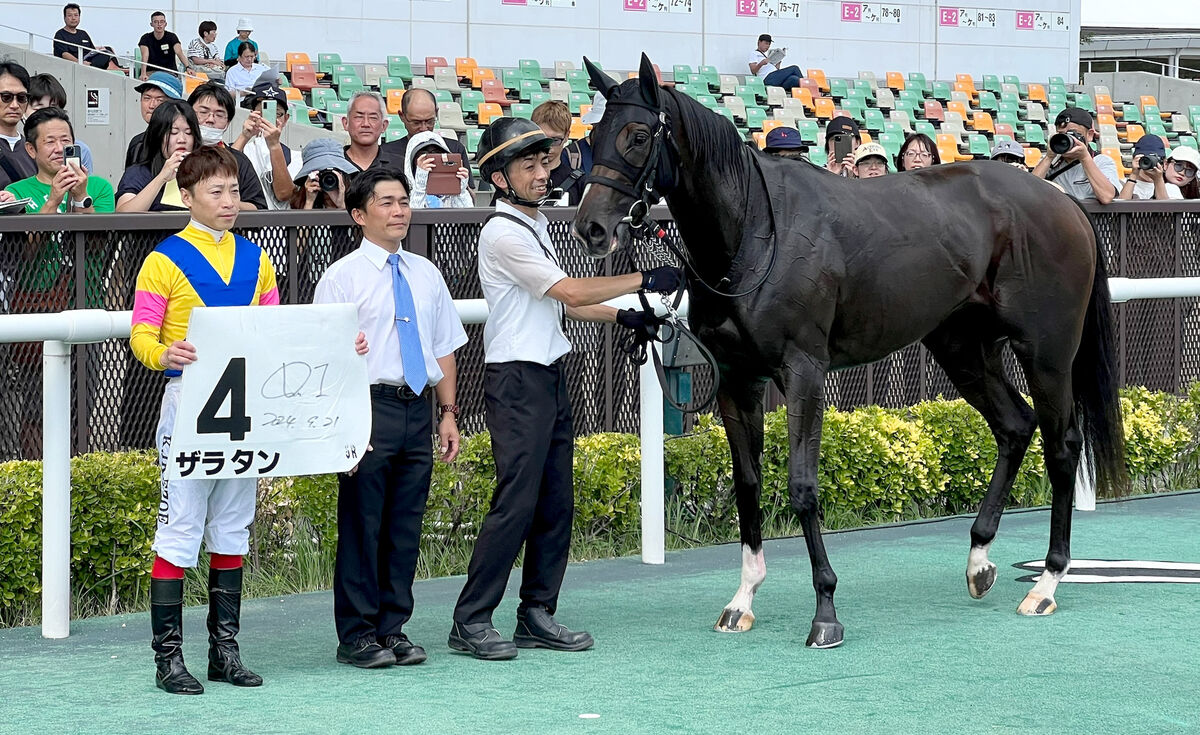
[863, 108, 885, 132]
[425, 56, 449, 74]
[568, 92, 589, 114]
[1125, 124, 1145, 144]
[813, 97, 836, 120]
[1073, 93, 1094, 113]
[482, 79, 512, 107]
[1146, 119, 1169, 139]
[282, 86, 303, 102]
[745, 107, 767, 130]
[1097, 112, 1117, 128]
[761, 118, 783, 135]
[719, 75, 739, 95]
[1026, 83, 1046, 105]
[318, 53, 342, 77]
[1140, 95, 1159, 112]
[1000, 83, 1020, 98]
[466, 128, 484, 154]
[792, 87, 815, 112]
[410, 76, 437, 93]
[379, 77, 405, 96]
[1120, 104, 1143, 124]
[433, 89, 453, 105]
[503, 103, 528, 119]
[697, 94, 718, 110]
[386, 88, 405, 115]
[996, 110, 1019, 128]
[751, 131, 767, 149]
[184, 75, 206, 96]
[1172, 115, 1192, 135]
[923, 100, 944, 123]
[970, 111, 995, 134]
[977, 91, 998, 112]
[931, 81, 952, 102]
[502, 68, 523, 89]
[907, 72, 929, 96]
[743, 77, 766, 101]
[874, 88, 896, 112]
[391, 56, 420, 82]
[967, 133, 991, 157]
[889, 109, 913, 134]
[528, 91, 550, 107]
[982, 74, 1000, 93]
[1021, 123, 1047, 148]
[806, 69, 829, 92]
[327, 100, 349, 118]
[936, 134, 963, 161]
[286, 52, 312, 73]
[336, 77, 366, 100]
[566, 69, 591, 94]
[1103, 147, 1130, 179]
[796, 120, 820, 145]
[947, 100, 969, 121]
[1095, 92, 1113, 110]
[853, 79, 875, 101]
[477, 103, 503, 126]
[942, 111, 967, 137]
[437, 102, 468, 132]
[1144, 104, 1169, 123]
[519, 79, 542, 102]
[460, 90, 484, 115]
[766, 86, 786, 107]
[310, 87, 337, 111]
[723, 94, 747, 121]
[1026, 102, 1047, 124]
[569, 118, 589, 139]
[995, 123, 1014, 140]
[828, 78, 848, 100]
[471, 67, 496, 89]
[699, 65, 721, 91]
[289, 101, 314, 125]
[554, 60, 575, 79]
[363, 64, 386, 88]
[841, 99, 866, 123]
[673, 64, 692, 82]
[549, 80, 571, 102]
[1178, 136, 1198, 150]
[1024, 146, 1042, 168]
[808, 146, 827, 166]
[955, 73, 976, 96]
[435, 66, 461, 92]
[456, 57, 477, 80]
[914, 121, 936, 139]
[520, 59, 548, 83]
[858, 70, 878, 87]
[885, 71, 905, 91]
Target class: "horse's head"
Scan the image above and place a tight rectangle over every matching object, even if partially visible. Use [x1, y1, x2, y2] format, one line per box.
[574, 53, 676, 259]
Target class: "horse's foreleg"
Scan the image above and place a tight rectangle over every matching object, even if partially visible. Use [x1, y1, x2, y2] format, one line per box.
[714, 376, 766, 633]
[780, 358, 842, 648]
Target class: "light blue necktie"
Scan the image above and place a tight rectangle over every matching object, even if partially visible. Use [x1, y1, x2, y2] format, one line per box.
[387, 253, 428, 393]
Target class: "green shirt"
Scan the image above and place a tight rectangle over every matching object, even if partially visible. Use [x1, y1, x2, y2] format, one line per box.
[4, 174, 115, 213]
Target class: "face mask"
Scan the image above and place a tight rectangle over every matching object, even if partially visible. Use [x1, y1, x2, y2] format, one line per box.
[199, 125, 224, 147]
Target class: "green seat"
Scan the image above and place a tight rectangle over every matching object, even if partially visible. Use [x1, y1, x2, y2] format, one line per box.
[967, 133, 990, 157]
[743, 77, 766, 102]
[509, 103, 533, 119]
[318, 53, 342, 77]
[797, 119, 820, 144]
[1021, 123, 1046, 147]
[997, 111, 1019, 127]
[882, 121, 903, 137]
[844, 88, 868, 106]
[1047, 106, 1065, 126]
[379, 77, 404, 95]
[853, 78, 875, 101]
[566, 69, 591, 93]
[327, 100, 348, 117]
[840, 98, 865, 122]
[1003, 75, 1021, 89]
[310, 87, 336, 111]
[914, 121, 936, 138]
[519, 59, 548, 83]
[863, 108, 886, 132]
[1048, 92, 1067, 108]
[519, 79, 542, 102]
[502, 68, 523, 88]
[673, 64, 692, 82]
[387, 56, 413, 81]
[333, 64, 359, 81]
[1072, 93, 1094, 112]
[907, 72, 929, 96]
[1146, 119, 1169, 138]
[998, 103, 1021, 120]
[878, 132, 903, 159]
[433, 90, 452, 104]
[1048, 82, 1067, 97]
[1120, 104, 1143, 125]
[994, 134, 1014, 144]
[674, 84, 691, 97]
[1000, 91, 1020, 107]
[1144, 104, 1163, 120]
[713, 106, 736, 125]
[687, 73, 706, 90]
[1178, 136, 1198, 150]
[828, 78, 848, 100]
[808, 147, 827, 166]
[735, 85, 758, 108]
[568, 92, 589, 114]
[697, 94, 718, 110]
[289, 102, 314, 126]
[982, 74, 1000, 93]
[387, 114, 402, 132]
[977, 91, 998, 112]
[931, 81, 951, 102]
[528, 91, 550, 107]
[383, 127, 406, 143]
[699, 65, 720, 90]
[1048, 75, 1065, 86]
[745, 107, 767, 130]
[461, 90, 484, 114]
[465, 128, 484, 154]
[337, 79, 366, 100]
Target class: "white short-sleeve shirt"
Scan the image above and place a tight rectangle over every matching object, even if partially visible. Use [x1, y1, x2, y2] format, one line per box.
[313, 238, 468, 387]
[747, 51, 776, 79]
[477, 200, 571, 365]
[243, 136, 303, 210]
[1128, 180, 1183, 200]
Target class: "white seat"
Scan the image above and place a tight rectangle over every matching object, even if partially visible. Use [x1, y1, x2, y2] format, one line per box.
[722, 94, 746, 121]
[857, 71, 877, 87]
[889, 109, 913, 133]
[781, 98, 808, 119]
[766, 85, 785, 107]
[437, 101, 467, 132]
[434, 66, 460, 92]
[874, 88, 896, 112]
[549, 80, 571, 102]
[363, 64, 387, 88]
[720, 74, 739, 96]
[554, 60, 574, 79]
[1025, 102, 1046, 123]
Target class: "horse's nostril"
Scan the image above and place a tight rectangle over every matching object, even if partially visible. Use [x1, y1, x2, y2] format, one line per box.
[586, 222, 607, 246]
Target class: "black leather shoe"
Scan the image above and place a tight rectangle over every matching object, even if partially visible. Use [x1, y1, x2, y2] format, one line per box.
[448, 621, 518, 661]
[382, 633, 427, 666]
[150, 579, 204, 695]
[513, 608, 594, 652]
[336, 638, 396, 668]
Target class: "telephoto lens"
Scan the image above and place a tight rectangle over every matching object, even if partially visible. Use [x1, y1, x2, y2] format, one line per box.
[1049, 133, 1073, 155]
[1138, 154, 1161, 171]
[319, 169, 340, 192]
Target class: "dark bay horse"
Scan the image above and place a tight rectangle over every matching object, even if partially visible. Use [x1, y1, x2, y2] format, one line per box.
[574, 54, 1127, 648]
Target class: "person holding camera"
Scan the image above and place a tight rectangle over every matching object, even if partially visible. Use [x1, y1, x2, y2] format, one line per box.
[289, 138, 357, 210]
[1032, 108, 1120, 204]
[823, 116, 861, 177]
[403, 130, 473, 209]
[1117, 135, 1180, 200]
[3, 107, 112, 213]
[1165, 146, 1200, 200]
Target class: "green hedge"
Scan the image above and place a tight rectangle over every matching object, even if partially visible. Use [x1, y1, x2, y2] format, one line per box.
[3, 386, 1199, 624]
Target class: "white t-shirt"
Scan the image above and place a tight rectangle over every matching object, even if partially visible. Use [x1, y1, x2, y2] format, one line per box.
[313, 238, 468, 388]
[747, 51, 776, 79]
[1128, 179, 1183, 200]
[243, 136, 303, 210]
[477, 201, 571, 365]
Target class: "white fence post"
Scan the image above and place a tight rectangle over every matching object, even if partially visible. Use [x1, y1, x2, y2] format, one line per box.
[639, 358, 665, 565]
[41, 340, 72, 639]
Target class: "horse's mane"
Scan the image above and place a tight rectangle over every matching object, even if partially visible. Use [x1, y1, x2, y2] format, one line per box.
[662, 87, 749, 179]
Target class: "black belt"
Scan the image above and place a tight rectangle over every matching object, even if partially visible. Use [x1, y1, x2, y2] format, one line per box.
[369, 383, 430, 401]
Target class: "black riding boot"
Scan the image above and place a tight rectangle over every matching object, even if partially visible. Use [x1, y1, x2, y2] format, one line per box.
[150, 578, 204, 695]
[206, 567, 263, 687]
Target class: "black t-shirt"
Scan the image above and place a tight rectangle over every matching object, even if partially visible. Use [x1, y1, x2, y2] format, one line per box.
[125, 131, 146, 169]
[53, 28, 96, 59]
[116, 146, 267, 211]
[138, 31, 181, 72]
[228, 146, 267, 210]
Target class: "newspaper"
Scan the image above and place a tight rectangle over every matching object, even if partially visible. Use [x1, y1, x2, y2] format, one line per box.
[767, 47, 787, 65]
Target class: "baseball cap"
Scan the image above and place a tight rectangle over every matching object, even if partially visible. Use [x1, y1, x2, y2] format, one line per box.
[236, 17, 254, 31]
[581, 92, 606, 125]
[1054, 107, 1094, 130]
[764, 126, 803, 151]
[758, 34, 772, 43]
[240, 77, 288, 109]
[990, 139, 1025, 160]
[134, 71, 183, 100]
[825, 116, 860, 140]
[1133, 135, 1166, 157]
[1168, 146, 1200, 169]
[853, 142, 887, 165]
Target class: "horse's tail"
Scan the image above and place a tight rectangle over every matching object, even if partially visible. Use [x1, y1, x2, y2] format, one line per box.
[1070, 199, 1130, 496]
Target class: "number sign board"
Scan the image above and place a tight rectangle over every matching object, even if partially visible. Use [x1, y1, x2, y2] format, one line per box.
[167, 304, 371, 480]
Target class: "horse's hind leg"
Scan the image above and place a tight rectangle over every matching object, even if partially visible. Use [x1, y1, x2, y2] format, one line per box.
[715, 375, 767, 633]
[923, 315, 1037, 600]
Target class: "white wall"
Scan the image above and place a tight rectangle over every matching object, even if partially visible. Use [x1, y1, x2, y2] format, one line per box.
[0, 0, 1080, 81]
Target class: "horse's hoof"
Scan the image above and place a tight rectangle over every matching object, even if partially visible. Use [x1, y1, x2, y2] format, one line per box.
[1017, 593, 1057, 616]
[967, 562, 997, 600]
[805, 621, 844, 649]
[714, 608, 755, 633]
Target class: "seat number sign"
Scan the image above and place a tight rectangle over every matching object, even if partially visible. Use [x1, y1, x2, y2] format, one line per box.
[167, 304, 371, 480]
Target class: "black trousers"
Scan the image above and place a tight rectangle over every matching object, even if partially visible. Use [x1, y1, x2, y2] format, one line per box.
[453, 360, 574, 626]
[334, 388, 433, 645]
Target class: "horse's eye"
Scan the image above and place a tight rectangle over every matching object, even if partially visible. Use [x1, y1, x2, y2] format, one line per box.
[633, 133, 649, 146]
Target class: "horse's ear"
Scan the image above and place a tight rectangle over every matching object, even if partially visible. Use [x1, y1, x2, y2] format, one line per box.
[583, 56, 618, 98]
[637, 52, 659, 108]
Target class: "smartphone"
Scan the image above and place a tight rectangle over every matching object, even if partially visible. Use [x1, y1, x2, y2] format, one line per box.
[831, 134, 853, 165]
[62, 145, 82, 172]
[260, 99, 276, 123]
[426, 153, 464, 196]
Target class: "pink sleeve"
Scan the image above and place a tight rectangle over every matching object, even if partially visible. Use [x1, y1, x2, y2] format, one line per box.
[132, 290, 168, 327]
[258, 287, 280, 306]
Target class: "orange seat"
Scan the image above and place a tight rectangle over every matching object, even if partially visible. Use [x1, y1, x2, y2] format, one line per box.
[752, 131, 767, 149]
[947, 100, 969, 119]
[481, 79, 511, 107]
[283, 86, 303, 102]
[1097, 113, 1116, 128]
[1124, 124, 1145, 143]
[792, 86, 815, 111]
[1024, 146, 1043, 168]
[455, 57, 477, 79]
[924, 100, 945, 122]
[471, 67, 496, 88]
[859, 130, 873, 144]
[286, 52, 312, 73]
[813, 97, 835, 120]
[806, 69, 829, 92]
[1103, 147, 1130, 179]
[579, 104, 592, 120]
[386, 88, 405, 115]
[1027, 83, 1047, 105]
[885, 71, 905, 91]
[936, 133, 969, 161]
[1095, 93, 1113, 109]
[955, 73, 976, 96]
[761, 118, 783, 134]
[970, 111, 995, 134]
[477, 103, 504, 126]
[953, 82, 975, 99]
[290, 64, 324, 93]
[569, 117, 589, 139]
[1139, 95, 1158, 111]
[184, 75, 205, 96]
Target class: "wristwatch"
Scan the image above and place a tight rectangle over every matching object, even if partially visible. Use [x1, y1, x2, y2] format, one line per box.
[71, 195, 93, 209]
[438, 403, 459, 418]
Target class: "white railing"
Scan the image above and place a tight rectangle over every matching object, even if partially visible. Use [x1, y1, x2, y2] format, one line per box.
[6, 276, 1193, 638]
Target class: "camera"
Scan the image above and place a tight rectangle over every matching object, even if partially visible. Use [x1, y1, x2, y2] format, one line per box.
[1049, 131, 1085, 155]
[318, 169, 341, 192]
[1137, 154, 1162, 171]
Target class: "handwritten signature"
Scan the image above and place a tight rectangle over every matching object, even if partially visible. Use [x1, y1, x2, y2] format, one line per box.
[261, 362, 330, 399]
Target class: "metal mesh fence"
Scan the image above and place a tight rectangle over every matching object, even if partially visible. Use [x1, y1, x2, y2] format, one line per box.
[0, 204, 1197, 459]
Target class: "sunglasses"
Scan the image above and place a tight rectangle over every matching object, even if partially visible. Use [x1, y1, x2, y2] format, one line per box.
[0, 92, 29, 105]
[995, 155, 1024, 165]
[1171, 160, 1197, 178]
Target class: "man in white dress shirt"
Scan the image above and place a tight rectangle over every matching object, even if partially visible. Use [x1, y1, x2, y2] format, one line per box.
[449, 117, 681, 660]
[314, 167, 468, 669]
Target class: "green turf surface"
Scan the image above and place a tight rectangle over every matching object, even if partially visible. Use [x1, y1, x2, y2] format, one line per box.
[2, 493, 1199, 734]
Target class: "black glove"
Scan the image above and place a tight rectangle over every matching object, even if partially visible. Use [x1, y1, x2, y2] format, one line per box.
[616, 308, 668, 332]
[641, 266, 684, 294]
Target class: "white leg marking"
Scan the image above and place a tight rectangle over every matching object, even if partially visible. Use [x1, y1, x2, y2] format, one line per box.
[716, 545, 765, 632]
[1017, 565, 1069, 616]
[966, 543, 997, 599]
